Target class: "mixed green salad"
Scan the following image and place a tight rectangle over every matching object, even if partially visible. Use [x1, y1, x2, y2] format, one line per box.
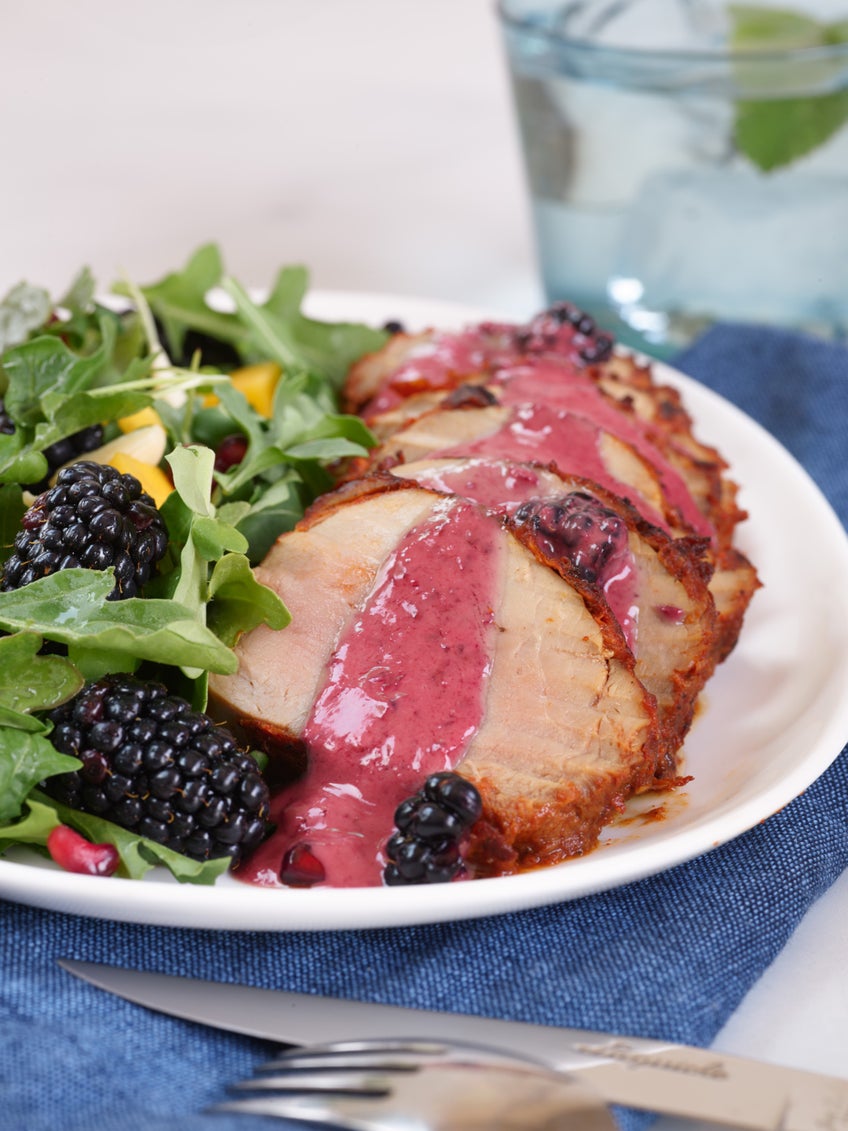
[0, 243, 388, 883]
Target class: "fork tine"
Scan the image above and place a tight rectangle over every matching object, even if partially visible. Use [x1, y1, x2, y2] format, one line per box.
[209, 1092, 395, 1130]
[215, 1059, 615, 1131]
[231, 1070, 390, 1095]
[258, 1054, 421, 1073]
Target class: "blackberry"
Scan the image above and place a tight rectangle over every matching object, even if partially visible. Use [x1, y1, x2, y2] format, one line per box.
[154, 317, 241, 370]
[512, 303, 614, 365]
[513, 491, 628, 585]
[0, 403, 15, 437]
[42, 675, 271, 865]
[0, 399, 104, 492]
[383, 771, 482, 886]
[1, 460, 168, 599]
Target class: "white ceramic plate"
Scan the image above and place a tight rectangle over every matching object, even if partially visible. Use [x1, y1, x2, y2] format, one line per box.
[2, 292, 847, 931]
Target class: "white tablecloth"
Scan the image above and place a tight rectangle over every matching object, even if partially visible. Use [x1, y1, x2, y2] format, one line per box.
[2, 1, 846, 1118]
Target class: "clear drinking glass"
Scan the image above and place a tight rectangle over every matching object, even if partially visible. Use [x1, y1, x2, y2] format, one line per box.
[497, 0, 848, 356]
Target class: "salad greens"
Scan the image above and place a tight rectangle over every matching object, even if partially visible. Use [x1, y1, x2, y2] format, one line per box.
[730, 4, 848, 171]
[0, 244, 388, 881]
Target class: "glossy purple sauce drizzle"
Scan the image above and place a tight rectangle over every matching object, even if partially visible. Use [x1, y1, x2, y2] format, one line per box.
[237, 499, 500, 889]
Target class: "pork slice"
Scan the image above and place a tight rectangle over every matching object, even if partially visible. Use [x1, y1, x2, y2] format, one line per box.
[461, 531, 659, 873]
[346, 324, 746, 551]
[391, 457, 717, 780]
[210, 476, 661, 883]
[592, 353, 747, 548]
[208, 477, 438, 773]
[371, 401, 688, 536]
[370, 393, 757, 667]
[343, 331, 436, 413]
[708, 546, 762, 665]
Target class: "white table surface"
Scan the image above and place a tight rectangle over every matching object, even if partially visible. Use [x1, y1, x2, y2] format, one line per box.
[2, 1, 846, 1122]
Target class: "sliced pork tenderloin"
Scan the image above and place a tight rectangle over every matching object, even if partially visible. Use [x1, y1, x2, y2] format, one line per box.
[209, 476, 661, 885]
[369, 399, 690, 536]
[345, 316, 747, 552]
[390, 457, 718, 780]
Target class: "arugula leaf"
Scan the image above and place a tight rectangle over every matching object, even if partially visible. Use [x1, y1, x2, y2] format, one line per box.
[0, 326, 152, 482]
[224, 271, 389, 388]
[27, 791, 231, 882]
[0, 246, 390, 885]
[2, 333, 110, 426]
[227, 473, 304, 563]
[135, 244, 388, 386]
[0, 283, 53, 355]
[0, 484, 26, 566]
[730, 4, 848, 170]
[0, 569, 238, 678]
[207, 552, 290, 647]
[0, 632, 83, 821]
[0, 731, 80, 823]
[168, 442, 216, 517]
[221, 275, 306, 372]
[58, 267, 97, 315]
[0, 632, 83, 715]
[163, 445, 289, 675]
[0, 797, 62, 847]
[122, 243, 245, 359]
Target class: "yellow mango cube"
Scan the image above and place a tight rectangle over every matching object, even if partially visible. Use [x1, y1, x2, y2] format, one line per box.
[109, 453, 173, 508]
[118, 406, 162, 433]
[205, 362, 282, 417]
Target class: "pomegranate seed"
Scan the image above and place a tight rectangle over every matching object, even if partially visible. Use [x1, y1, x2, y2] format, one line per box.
[214, 434, 249, 472]
[47, 825, 120, 876]
[280, 842, 326, 887]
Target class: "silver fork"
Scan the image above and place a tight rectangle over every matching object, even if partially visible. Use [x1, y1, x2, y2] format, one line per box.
[210, 1038, 617, 1130]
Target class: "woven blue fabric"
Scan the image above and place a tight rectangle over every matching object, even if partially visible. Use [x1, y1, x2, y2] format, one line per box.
[1, 324, 847, 1131]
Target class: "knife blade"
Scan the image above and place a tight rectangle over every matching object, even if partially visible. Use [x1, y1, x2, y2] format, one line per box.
[59, 959, 848, 1131]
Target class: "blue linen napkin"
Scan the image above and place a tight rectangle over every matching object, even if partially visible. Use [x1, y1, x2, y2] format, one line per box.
[1, 323, 847, 1131]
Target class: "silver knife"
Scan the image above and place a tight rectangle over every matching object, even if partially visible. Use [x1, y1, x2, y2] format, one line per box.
[59, 959, 848, 1131]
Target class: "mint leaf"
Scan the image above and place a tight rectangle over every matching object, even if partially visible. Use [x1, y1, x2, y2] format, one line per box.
[730, 4, 824, 47]
[730, 5, 848, 170]
[735, 89, 848, 170]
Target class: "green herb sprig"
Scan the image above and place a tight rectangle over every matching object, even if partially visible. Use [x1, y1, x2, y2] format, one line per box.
[731, 4, 848, 170]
